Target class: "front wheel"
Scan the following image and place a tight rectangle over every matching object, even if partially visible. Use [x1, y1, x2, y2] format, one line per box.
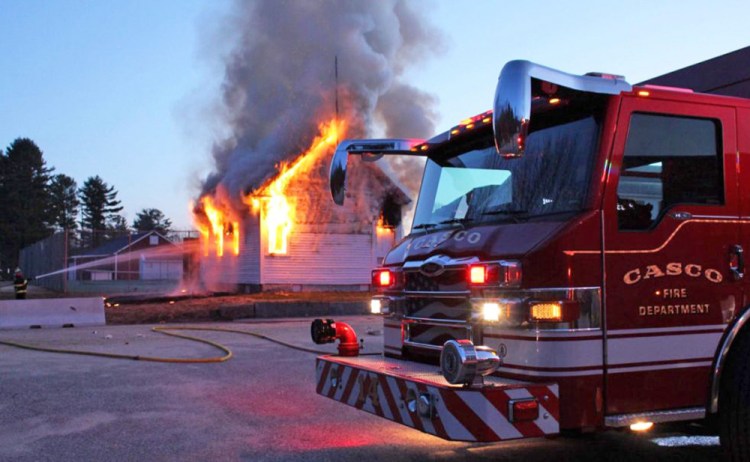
[720, 330, 750, 461]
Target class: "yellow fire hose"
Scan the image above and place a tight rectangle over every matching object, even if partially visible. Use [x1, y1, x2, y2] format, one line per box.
[0, 325, 351, 364]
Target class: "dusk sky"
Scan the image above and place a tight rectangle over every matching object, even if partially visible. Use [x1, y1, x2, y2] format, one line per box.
[2, 0, 749, 229]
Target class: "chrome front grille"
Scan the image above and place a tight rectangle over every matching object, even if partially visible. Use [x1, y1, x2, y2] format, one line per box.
[404, 318, 473, 351]
[396, 257, 475, 353]
[404, 268, 467, 293]
[402, 297, 471, 321]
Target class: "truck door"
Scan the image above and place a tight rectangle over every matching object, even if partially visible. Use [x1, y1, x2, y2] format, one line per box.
[602, 94, 740, 415]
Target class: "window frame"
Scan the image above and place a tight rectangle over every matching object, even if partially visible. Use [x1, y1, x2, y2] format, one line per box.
[615, 111, 725, 232]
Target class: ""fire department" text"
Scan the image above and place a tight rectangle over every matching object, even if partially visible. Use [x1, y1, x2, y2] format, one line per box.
[638, 304, 710, 316]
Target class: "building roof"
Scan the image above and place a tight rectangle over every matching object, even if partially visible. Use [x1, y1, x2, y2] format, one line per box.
[72, 230, 174, 257]
[640, 46, 750, 98]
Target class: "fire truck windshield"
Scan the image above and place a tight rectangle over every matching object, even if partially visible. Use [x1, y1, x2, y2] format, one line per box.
[412, 99, 605, 232]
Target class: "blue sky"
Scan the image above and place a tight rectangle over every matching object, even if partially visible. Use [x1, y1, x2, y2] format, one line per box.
[1, 0, 749, 229]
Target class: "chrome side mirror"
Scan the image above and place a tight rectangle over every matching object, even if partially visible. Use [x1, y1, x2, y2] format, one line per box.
[493, 60, 631, 158]
[329, 138, 425, 205]
[493, 61, 532, 158]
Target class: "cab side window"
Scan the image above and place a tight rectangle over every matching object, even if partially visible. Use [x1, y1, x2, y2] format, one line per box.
[617, 113, 723, 230]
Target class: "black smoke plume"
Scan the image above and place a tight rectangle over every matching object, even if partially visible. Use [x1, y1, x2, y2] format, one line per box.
[200, 0, 444, 211]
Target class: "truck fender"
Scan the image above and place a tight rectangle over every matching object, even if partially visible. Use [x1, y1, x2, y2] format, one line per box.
[709, 304, 750, 414]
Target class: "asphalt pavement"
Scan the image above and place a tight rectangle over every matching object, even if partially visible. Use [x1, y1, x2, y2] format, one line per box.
[0, 316, 723, 461]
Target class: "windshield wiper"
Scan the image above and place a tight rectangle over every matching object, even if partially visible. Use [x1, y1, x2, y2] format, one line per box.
[482, 209, 528, 216]
[482, 209, 529, 223]
[413, 223, 437, 230]
[438, 217, 473, 227]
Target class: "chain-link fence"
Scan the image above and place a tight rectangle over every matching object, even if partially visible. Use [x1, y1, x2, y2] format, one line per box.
[19, 229, 200, 294]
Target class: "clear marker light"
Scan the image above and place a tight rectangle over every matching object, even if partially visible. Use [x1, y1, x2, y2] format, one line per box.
[370, 299, 382, 315]
[630, 421, 654, 432]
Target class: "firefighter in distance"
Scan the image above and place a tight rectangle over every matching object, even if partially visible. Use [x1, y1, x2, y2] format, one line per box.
[13, 268, 28, 299]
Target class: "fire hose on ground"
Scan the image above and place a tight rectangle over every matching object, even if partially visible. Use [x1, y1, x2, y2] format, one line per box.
[0, 321, 378, 363]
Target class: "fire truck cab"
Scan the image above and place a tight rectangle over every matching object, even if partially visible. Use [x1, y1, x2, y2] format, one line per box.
[313, 60, 750, 457]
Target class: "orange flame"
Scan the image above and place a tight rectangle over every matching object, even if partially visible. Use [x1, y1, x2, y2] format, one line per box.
[195, 194, 240, 257]
[247, 118, 347, 255]
[202, 196, 224, 257]
[375, 215, 393, 237]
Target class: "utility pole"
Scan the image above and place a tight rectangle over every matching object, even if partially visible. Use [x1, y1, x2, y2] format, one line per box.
[335, 55, 340, 121]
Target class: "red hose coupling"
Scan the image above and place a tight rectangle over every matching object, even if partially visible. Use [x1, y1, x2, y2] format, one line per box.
[333, 321, 359, 357]
[310, 319, 360, 357]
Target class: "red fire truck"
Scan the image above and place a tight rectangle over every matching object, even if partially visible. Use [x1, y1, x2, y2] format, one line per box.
[311, 60, 750, 458]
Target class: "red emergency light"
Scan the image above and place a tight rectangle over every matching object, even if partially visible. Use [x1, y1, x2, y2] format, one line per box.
[509, 399, 539, 422]
[467, 261, 522, 287]
[372, 269, 394, 288]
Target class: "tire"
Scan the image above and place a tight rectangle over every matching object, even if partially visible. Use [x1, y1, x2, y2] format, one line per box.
[720, 330, 750, 461]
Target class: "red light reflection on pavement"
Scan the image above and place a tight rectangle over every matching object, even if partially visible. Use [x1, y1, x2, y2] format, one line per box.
[209, 384, 383, 451]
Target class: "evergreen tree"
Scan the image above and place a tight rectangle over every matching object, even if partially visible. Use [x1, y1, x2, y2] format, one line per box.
[78, 175, 123, 247]
[133, 208, 172, 234]
[48, 174, 79, 230]
[0, 138, 53, 267]
[107, 214, 129, 237]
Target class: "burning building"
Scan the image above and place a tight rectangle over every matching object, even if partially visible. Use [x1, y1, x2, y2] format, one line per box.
[194, 120, 410, 292]
[191, 1, 442, 292]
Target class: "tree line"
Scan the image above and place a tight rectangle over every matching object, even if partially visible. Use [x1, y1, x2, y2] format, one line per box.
[0, 138, 173, 268]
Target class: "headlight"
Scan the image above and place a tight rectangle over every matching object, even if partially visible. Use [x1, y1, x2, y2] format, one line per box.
[481, 302, 501, 322]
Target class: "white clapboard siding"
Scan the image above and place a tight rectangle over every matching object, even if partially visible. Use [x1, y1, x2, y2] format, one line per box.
[261, 233, 373, 285]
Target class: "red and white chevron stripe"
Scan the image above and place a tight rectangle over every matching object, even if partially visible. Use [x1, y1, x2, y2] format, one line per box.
[316, 355, 559, 442]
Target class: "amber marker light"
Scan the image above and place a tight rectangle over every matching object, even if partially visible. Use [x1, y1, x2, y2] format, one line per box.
[529, 301, 580, 323]
[630, 421, 654, 432]
[637, 90, 651, 97]
[549, 97, 561, 105]
[530, 302, 562, 321]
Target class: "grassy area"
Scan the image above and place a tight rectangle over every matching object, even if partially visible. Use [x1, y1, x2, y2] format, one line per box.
[104, 291, 370, 324]
[0, 282, 370, 324]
